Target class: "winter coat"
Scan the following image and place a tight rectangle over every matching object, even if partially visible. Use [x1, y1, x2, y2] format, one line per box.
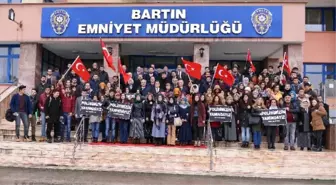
[145, 100, 154, 121]
[132, 102, 145, 119]
[298, 107, 311, 133]
[190, 102, 206, 127]
[311, 106, 327, 131]
[45, 97, 63, 122]
[60, 93, 75, 113]
[10, 94, 32, 115]
[29, 95, 38, 114]
[99, 70, 110, 84]
[166, 103, 179, 125]
[238, 102, 252, 128]
[38, 93, 49, 112]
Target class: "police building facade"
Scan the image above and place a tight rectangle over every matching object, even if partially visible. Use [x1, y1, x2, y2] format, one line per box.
[0, 0, 335, 92]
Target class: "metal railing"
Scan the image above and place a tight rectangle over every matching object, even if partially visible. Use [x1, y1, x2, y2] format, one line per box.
[206, 120, 214, 170]
[71, 117, 85, 163]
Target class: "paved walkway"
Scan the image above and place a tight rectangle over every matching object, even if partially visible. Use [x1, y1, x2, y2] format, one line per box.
[0, 167, 335, 185]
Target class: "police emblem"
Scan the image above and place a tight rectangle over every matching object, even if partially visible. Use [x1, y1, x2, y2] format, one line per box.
[50, 9, 70, 35]
[251, 8, 273, 35]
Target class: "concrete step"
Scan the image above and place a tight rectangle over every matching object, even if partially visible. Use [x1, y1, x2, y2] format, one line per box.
[0, 142, 335, 180]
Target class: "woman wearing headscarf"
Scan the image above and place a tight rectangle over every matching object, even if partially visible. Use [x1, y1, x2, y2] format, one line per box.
[129, 94, 145, 144]
[178, 97, 192, 145]
[190, 94, 206, 147]
[297, 98, 312, 150]
[144, 93, 155, 144]
[223, 95, 237, 142]
[166, 96, 179, 146]
[151, 94, 167, 146]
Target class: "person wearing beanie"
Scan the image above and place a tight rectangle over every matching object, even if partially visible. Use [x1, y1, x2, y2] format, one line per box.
[166, 96, 179, 146]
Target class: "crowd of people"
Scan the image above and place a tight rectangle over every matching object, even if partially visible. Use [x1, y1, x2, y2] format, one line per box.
[9, 61, 331, 152]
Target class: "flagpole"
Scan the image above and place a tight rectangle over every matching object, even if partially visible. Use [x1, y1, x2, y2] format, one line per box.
[280, 52, 286, 80]
[210, 63, 219, 88]
[60, 55, 80, 82]
[118, 57, 121, 89]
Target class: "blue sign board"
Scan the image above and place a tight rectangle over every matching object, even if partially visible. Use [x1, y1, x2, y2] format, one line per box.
[41, 6, 282, 38]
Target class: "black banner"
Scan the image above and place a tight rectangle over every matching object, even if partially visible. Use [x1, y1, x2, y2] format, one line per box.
[258, 108, 287, 126]
[80, 100, 103, 116]
[108, 102, 133, 119]
[208, 106, 232, 122]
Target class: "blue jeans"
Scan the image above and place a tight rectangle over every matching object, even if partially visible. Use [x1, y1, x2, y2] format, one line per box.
[241, 127, 250, 142]
[105, 117, 116, 141]
[285, 122, 297, 147]
[91, 122, 100, 139]
[40, 112, 46, 137]
[15, 112, 29, 137]
[62, 113, 72, 141]
[119, 120, 129, 143]
[253, 131, 261, 146]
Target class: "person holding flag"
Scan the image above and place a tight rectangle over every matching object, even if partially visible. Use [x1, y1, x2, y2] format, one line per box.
[213, 64, 235, 87]
[100, 38, 116, 72]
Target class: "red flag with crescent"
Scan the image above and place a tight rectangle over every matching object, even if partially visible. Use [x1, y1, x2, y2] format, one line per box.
[181, 58, 202, 80]
[214, 64, 234, 87]
[246, 49, 256, 73]
[100, 38, 116, 72]
[71, 56, 90, 82]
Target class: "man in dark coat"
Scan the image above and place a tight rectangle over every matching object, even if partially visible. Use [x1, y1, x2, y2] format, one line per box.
[45, 90, 63, 143]
[99, 66, 110, 84]
[36, 75, 48, 99]
[29, 88, 38, 142]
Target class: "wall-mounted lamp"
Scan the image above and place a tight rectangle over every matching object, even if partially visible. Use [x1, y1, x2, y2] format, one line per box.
[107, 47, 113, 55]
[199, 47, 205, 58]
[8, 8, 22, 28]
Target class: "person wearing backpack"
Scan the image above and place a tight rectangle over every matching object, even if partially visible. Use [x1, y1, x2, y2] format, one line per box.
[10, 85, 32, 142]
[45, 90, 63, 143]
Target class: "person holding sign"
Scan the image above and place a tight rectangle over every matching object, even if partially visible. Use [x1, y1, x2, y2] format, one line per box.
[210, 95, 224, 147]
[223, 96, 237, 142]
[267, 99, 279, 150]
[251, 97, 266, 149]
[89, 95, 101, 143]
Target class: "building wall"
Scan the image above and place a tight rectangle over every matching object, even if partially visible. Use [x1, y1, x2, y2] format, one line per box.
[0, 2, 305, 43]
[303, 32, 336, 63]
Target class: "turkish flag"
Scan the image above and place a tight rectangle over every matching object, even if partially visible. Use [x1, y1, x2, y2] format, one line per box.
[100, 38, 116, 72]
[282, 52, 291, 74]
[118, 58, 131, 84]
[246, 49, 256, 72]
[181, 58, 202, 80]
[214, 64, 235, 87]
[71, 56, 90, 82]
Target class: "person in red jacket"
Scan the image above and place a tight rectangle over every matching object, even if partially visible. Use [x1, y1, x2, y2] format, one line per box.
[38, 86, 51, 142]
[57, 82, 75, 142]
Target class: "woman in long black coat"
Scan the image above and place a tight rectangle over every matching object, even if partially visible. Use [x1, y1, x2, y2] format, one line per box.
[144, 93, 155, 144]
[297, 99, 312, 150]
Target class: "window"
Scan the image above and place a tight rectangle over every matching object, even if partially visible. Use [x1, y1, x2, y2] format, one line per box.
[306, 8, 336, 31]
[0, 45, 20, 84]
[304, 64, 336, 91]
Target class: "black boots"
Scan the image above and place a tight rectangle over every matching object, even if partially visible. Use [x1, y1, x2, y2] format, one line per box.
[241, 142, 249, 148]
[31, 135, 36, 142]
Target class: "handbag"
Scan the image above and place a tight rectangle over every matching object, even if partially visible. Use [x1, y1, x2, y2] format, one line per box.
[248, 115, 261, 125]
[174, 117, 182, 126]
[322, 116, 330, 126]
